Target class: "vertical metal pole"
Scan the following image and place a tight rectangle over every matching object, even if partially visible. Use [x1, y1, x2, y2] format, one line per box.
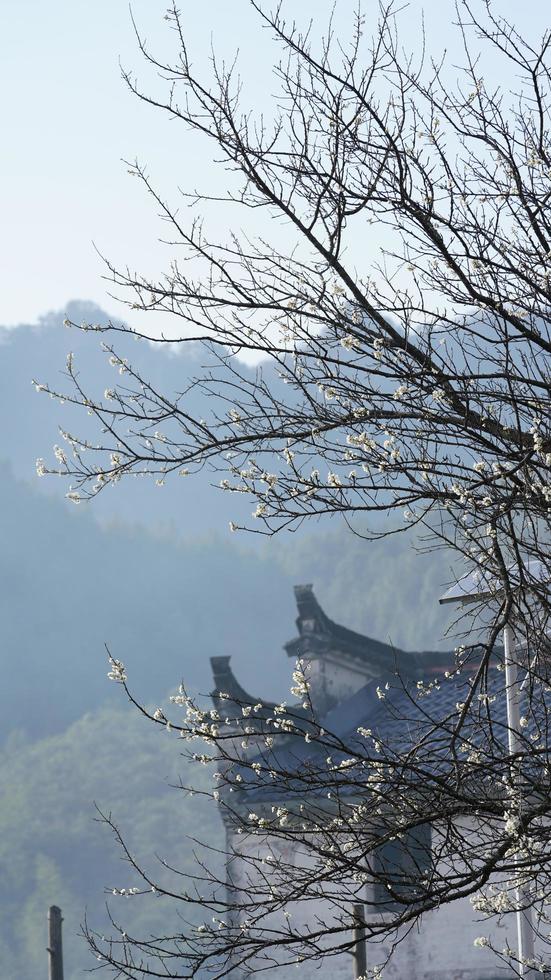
[47, 906, 64, 980]
[352, 903, 367, 979]
[503, 626, 536, 977]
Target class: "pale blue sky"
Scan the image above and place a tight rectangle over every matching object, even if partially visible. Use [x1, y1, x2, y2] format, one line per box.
[1, 0, 548, 330]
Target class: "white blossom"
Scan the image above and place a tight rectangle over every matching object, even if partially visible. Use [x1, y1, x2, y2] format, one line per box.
[341, 333, 360, 351]
[107, 657, 127, 683]
[393, 384, 409, 400]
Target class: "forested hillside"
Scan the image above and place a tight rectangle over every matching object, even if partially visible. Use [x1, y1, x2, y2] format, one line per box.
[0, 705, 221, 979]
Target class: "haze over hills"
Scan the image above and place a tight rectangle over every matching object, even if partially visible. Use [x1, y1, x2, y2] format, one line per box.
[0, 300, 457, 737]
[1, 299, 261, 535]
[0, 457, 454, 744]
[0, 462, 299, 742]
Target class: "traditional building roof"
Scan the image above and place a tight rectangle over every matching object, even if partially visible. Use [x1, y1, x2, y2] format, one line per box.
[210, 585, 456, 716]
[284, 584, 452, 677]
[236, 668, 517, 807]
[210, 655, 260, 704]
[283, 584, 410, 671]
[210, 655, 279, 716]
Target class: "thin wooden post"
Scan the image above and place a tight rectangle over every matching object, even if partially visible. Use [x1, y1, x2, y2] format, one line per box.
[47, 906, 64, 980]
[352, 902, 367, 979]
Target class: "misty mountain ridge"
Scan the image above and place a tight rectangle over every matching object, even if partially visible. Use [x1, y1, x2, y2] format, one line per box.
[1, 299, 264, 535]
[1, 299, 396, 541]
